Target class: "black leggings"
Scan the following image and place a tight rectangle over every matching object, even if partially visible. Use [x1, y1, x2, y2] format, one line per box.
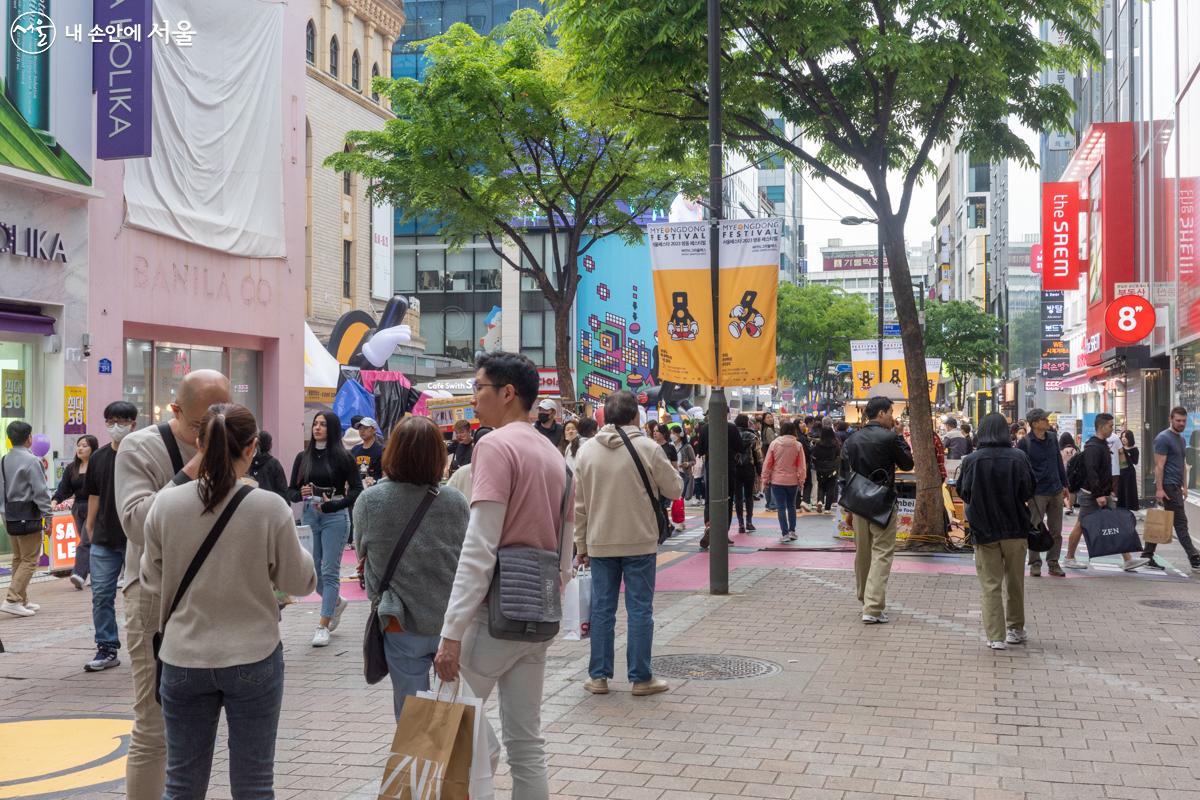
[733, 471, 756, 526]
[816, 472, 838, 508]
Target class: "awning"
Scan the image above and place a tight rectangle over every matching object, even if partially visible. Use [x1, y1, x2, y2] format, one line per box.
[1060, 373, 1092, 389]
[0, 309, 55, 336]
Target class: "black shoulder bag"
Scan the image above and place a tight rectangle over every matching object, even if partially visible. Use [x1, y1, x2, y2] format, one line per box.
[840, 468, 896, 527]
[363, 486, 439, 685]
[157, 422, 185, 475]
[153, 484, 252, 703]
[615, 427, 671, 545]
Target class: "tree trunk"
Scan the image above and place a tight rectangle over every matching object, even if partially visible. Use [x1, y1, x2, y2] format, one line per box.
[552, 297, 577, 407]
[879, 213, 947, 548]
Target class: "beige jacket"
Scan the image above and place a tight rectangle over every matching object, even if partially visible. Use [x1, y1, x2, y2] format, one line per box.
[573, 425, 681, 558]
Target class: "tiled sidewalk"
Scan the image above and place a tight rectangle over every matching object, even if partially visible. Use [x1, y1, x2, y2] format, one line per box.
[5, 528, 1200, 798]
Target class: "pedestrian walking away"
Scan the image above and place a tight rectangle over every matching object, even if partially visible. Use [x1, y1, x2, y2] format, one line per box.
[1017, 408, 1068, 577]
[435, 351, 575, 800]
[810, 424, 843, 514]
[115, 368, 231, 800]
[354, 415, 468, 719]
[288, 411, 363, 647]
[958, 413, 1033, 650]
[141, 403, 315, 800]
[53, 434, 98, 590]
[1060, 432, 1078, 516]
[573, 390, 680, 697]
[247, 430, 290, 503]
[695, 415, 744, 549]
[761, 420, 806, 541]
[942, 416, 972, 460]
[1142, 406, 1199, 571]
[0, 420, 53, 618]
[732, 414, 762, 534]
[839, 396, 914, 624]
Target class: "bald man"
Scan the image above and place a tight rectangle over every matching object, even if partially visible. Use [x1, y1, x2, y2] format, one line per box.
[116, 369, 230, 800]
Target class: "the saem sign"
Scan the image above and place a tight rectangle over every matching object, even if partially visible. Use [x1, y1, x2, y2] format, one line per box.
[1042, 182, 1080, 291]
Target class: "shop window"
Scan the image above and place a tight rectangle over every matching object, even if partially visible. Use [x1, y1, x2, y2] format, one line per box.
[305, 20, 316, 64]
[0, 339, 33, 452]
[417, 237, 446, 291]
[394, 244, 417, 292]
[229, 348, 262, 424]
[343, 240, 353, 298]
[352, 51, 361, 91]
[329, 36, 339, 78]
[447, 248, 473, 291]
[123, 340, 264, 429]
[154, 344, 224, 423]
[475, 241, 501, 290]
[967, 197, 987, 229]
[124, 338, 154, 429]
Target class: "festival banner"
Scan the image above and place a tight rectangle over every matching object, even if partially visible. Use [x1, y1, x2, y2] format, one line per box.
[717, 218, 781, 386]
[849, 339, 940, 402]
[1041, 182, 1082, 291]
[648, 222, 716, 385]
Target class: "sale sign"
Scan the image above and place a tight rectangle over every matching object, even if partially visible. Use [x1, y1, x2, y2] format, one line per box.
[1042, 182, 1081, 291]
[64, 386, 87, 434]
[46, 513, 80, 573]
[1105, 294, 1156, 344]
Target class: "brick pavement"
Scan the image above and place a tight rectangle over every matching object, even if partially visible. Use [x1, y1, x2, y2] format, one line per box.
[4, 505, 1200, 798]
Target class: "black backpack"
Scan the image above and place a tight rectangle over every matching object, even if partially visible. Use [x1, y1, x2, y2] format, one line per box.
[734, 429, 757, 468]
[1066, 451, 1087, 493]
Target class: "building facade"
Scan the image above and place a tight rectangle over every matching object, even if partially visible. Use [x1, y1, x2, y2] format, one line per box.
[935, 137, 993, 308]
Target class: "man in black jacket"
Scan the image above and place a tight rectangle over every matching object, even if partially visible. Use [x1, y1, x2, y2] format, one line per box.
[695, 417, 745, 550]
[1063, 413, 1149, 571]
[1016, 409, 1069, 577]
[839, 396, 914, 624]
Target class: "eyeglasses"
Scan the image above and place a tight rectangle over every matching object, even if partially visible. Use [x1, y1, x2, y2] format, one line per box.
[473, 381, 505, 393]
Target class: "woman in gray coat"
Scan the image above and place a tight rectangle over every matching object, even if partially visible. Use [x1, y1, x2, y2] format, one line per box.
[353, 415, 469, 718]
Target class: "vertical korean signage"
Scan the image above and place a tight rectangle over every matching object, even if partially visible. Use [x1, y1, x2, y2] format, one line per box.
[849, 340, 941, 402]
[1039, 290, 1068, 378]
[64, 385, 87, 434]
[94, 0, 153, 159]
[1041, 182, 1081, 291]
[648, 219, 781, 386]
[2, 369, 26, 418]
[371, 202, 393, 300]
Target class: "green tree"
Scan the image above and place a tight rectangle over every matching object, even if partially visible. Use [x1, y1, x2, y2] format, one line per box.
[776, 283, 874, 400]
[327, 10, 701, 404]
[1009, 309, 1042, 372]
[551, 0, 1099, 542]
[923, 301, 1005, 410]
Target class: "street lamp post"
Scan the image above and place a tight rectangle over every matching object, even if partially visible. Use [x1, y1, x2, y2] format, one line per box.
[841, 216, 884, 383]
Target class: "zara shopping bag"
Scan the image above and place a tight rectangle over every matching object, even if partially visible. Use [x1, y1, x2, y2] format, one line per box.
[561, 568, 592, 641]
[1080, 506, 1142, 559]
[417, 681, 499, 800]
[378, 685, 473, 800]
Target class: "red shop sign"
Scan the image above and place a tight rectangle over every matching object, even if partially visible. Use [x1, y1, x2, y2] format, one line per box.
[1041, 182, 1081, 291]
[1104, 295, 1155, 345]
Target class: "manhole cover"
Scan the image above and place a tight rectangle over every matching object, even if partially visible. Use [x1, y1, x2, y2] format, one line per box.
[650, 654, 781, 681]
[1139, 599, 1200, 610]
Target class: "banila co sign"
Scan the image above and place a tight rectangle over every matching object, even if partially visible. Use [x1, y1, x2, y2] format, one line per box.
[1041, 182, 1080, 292]
[0, 222, 68, 263]
[94, 0, 154, 160]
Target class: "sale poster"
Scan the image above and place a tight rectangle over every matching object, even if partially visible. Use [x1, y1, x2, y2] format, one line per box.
[850, 339, 941, 402]
[2, 369, 26, 418]
[64, 386, 88, 434]
[46, 513, 80, 573]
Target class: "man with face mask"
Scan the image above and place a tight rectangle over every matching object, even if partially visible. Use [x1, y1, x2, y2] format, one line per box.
[534, 398, 563, 447]
[115, 370, 231, 800]
[79, 401, 140, 673]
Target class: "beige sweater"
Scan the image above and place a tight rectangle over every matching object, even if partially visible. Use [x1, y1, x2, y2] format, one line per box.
[115, 423, 197, 592]
[573, 425, 681, 558]
[140, 483, 316, 668]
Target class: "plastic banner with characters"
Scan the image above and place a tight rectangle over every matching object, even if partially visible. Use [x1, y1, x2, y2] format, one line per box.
[648, 218, 781, 387]
[849, 339, 941, 402]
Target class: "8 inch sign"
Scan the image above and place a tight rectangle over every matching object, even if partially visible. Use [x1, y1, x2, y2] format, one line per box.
[1104, 294, 1155, 345]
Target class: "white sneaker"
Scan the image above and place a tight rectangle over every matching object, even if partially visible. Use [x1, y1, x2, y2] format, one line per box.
[1123, 557, 1150, 572]
[22, 602, 40, 612]
[311, 626, 331, 647]
[862, 613, 890, 624]
[988, 640, 1008, 650]
[1005, 629, 1027, 645]
[70, 574, 85, 591]
[328, 596, 347, 632]
[0, 601, 35, 617]
[786, 532, 799, 542]
[117, 576, 125, 589]
[815, 502, 824, 513]
[1063, 558, 1088, 570]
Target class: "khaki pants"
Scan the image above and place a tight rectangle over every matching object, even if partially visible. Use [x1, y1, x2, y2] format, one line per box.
[124, 581, 167, 800]
[853, 508, 898, 617]
[461, 611, 550, 800]
[974, 538, 1026, 642]
[5, 532, 42, 605]
[1027, 493, 1064, 566]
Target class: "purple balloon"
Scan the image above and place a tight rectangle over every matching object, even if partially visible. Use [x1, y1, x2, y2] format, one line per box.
[31, 434, 51, 458]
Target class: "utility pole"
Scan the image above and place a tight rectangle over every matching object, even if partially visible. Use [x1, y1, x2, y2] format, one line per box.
[706, 0, 729, 595]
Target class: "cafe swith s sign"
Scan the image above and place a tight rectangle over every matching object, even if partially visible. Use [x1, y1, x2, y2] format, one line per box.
[1041, 182, 1080, 291]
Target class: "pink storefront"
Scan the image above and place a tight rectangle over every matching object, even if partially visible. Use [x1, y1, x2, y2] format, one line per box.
[87, 0, 307, 457]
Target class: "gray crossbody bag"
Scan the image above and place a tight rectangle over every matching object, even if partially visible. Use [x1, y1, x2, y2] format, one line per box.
[486, 463, 573, 642]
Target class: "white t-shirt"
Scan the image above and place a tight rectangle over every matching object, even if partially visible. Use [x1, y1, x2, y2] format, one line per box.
[1107, 434, 1121, 477]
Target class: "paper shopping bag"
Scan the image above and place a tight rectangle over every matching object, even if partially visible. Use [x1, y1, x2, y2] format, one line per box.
[378, 692, 473, 800]
[418, 681, 499, 800]
[561, 570, 592, 641]
[1143, 508, 1174, 545]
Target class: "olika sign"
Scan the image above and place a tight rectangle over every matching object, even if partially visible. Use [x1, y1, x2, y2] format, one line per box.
[1041, 182, 1080, 292]
[0, 222, 68, 263]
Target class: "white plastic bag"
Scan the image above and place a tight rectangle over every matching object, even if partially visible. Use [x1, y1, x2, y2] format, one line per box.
[561, 568, 592, 641]
[417, 680, 499, 800]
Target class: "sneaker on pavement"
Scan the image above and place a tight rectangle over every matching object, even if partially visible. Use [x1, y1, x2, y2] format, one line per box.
[1048, 563, 1067, 577]
[632, 677, 670, 696]
[1143, 556, 1166, 571]
[786, 532, 799, 542]
[70, 573, 85, 591]
[1029, 563, 1041, 577]
[22, 602, 39, 612]
[1190, 555, 1200, 572]
[1063, 558, 1088, 570]
[84, 648, 120, 672]
[746, 523, 756, 532]
[1065, 508, 1075, 516]
[312, 626, 331, 647]
[1123, 557, 1150, 572]
[862, 613, 890, 624]
[0, 601, 34, 617]
[779, 534, 791, 544]
[328, 596, 347, 632]
[583, 677, 609, 694]
[1005, 629, 1027, 645]
[988, 640, 1008, 650]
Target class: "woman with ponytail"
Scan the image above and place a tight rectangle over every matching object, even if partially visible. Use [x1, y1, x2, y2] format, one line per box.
[140, 403, 315, 799]
[286, 411, 363, 647]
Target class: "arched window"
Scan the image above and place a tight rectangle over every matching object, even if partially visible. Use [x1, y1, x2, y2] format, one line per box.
[329, 36, 339, 78]
[351, 51, 361, 91]
[305, 20, 315, 64]
[371, 63, 380, 102]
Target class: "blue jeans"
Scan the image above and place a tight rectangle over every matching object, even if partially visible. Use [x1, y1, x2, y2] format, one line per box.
[765, 482, 776, 510]
[90, 542, 124, 651]
[303, 506, 348, 618]
[772, 485, 798, 534]
[589, 554, 657, 684]
[161, 644, 284, 800]
[383, 629, 441, 720]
